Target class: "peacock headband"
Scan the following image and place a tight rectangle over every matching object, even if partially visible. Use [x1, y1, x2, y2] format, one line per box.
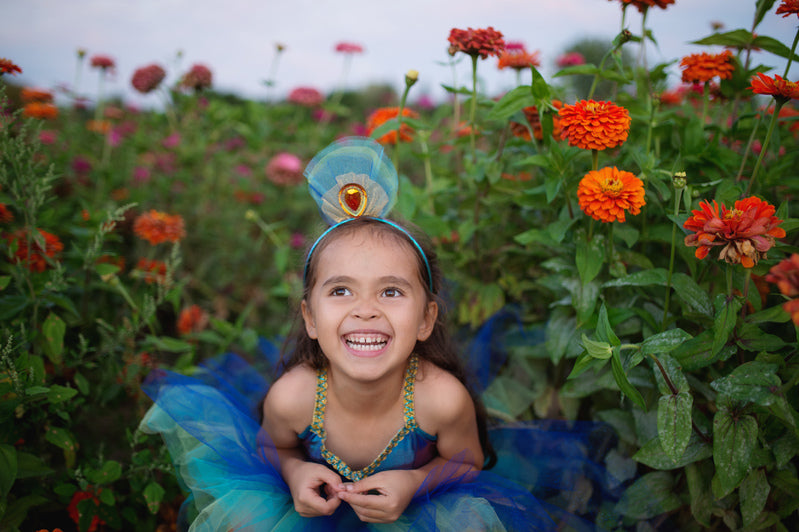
[302, 137, 433, 292]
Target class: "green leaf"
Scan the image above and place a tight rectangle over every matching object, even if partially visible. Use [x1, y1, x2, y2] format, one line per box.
[515, 154, 551, 169]
[47, 384, 78, 404]
[658, 392, 693, 463]
[553, 64, 600, 77]
[596, 303, 620, 346]
[686, 462, 713, 527]
[712, 294, 742, 356]
[483, 375, 538, 419]
[41, 312, 66, 365]
[746, 304, 792, 324]
[712, 409, 758, 498]
[44, 426, 76, 452]
[545, 310, 577, 365]
[639, 329, 692, 357]
[576, 237, 605, 285]
[486, 86, 536, 121]
[142, 335, 194, 353]
[754, 0, 778, 28]
[611, 348, 646, 410]
[143, 481, 165, 514]
[615, 471, 683, 519]
[567, 351, 608, 380]
[710, 361, 780, 406]
[85, 460, 122, 485]
[74, 372, 90, 395]
[634, 432, 712, 470]
[735, 322, 787, 352]
[0, 294, 29, 320]
[0, 444, 17, 498]
[95, 262, 120, 277]
[752, 35, 799, 61]
[740, 468, 770, 527]
[603, 268, 667, 288]
[692, 29, 754, 48]
[15, 451, 53, 479]
[672, 273, 713, 317]
[0, 275, 10, 290]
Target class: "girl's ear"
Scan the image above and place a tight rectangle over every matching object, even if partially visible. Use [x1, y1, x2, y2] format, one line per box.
[417, 301, 438, 341]
[301, 300, 318, 339]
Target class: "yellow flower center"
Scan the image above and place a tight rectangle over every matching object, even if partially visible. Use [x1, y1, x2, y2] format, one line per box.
[724, 208, 743, 220]
[601, 177, 624, 196]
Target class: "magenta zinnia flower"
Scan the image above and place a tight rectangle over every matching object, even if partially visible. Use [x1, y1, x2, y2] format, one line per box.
[335, 42, 364, 54]
[90, 54, 115, 70]
[265, 153, 303, 185]
[287, 86, 325, 107]
[180, 64, 212, 91]
[448, 27, 505, 59]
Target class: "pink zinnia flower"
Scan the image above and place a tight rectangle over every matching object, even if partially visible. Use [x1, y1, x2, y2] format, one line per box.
[180, 64, 212, 91]
[90, 55, 115, 70]
[162, 132, 181, 149]
[287, 86, 324, 107]
[131, 64, 166, 94]
[557, 52, 586, 68]
[335, 42, 364, 54]
[39, 130, 58, 145]
[265, 152, 303, 185]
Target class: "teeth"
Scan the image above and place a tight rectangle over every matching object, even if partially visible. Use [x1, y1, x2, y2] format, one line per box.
[345, 334, 388, 351]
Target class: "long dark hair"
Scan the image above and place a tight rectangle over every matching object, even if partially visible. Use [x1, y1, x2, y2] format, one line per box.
[279, 216, 496, 468]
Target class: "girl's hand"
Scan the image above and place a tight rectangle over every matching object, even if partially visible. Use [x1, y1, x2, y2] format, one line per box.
[285, 461, 343, 517]
[335, 470, 421, 523]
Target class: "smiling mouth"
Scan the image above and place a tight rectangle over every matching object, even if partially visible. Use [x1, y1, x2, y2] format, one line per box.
[343, 333, 389, 352]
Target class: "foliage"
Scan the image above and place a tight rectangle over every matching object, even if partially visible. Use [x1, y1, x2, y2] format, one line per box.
[1, 1, 799, 529]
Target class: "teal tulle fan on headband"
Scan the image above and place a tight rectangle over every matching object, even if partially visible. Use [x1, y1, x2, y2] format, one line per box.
[304, 137, 398, 225]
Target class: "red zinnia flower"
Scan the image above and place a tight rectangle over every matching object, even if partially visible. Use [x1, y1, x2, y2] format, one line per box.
[177, 304, 209, 336]
[612, 0, 675, 13]
[90, 54, 115, 70]
[558, 99, 630, 150]
[497, 47, 541, 70]
[265, 152, 304, 186]
[134, 258, 167, 284]
[766, 254, 799, 297]
[133, 210, 186, 245]
[366, 107, 419, 144]
[749, 72, 799, 100]
[23, 102, 59, 120]
[680, 50, 735, 84]
[684, 197, 786, 268]
[180, 64, 212, 91]
[21, 87, 54, 103]
[335, 42, 364, 54]
[131, 64, 167, 94]
[5, 228, 64, 272]
[776, 0, 799, 18]
[68, 489, 104, 532]
[577, 167, 645, 223]
[510, 101, 563, 141]
[448, 27, 505, 59]
[0, 58, 22, 76]
[0, 203, 13, 224]
[287, 86, 325, 107]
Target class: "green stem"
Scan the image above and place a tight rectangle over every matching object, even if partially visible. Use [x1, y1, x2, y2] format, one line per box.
[735, 111, 762, 181]
[662, 185, 684, 331]
[701, 81, 709, 127]
[591, 149, 599, 172]
[783, 28, 799, 78]
[745, 98, 785, 196]
[469, 54, 479, 158]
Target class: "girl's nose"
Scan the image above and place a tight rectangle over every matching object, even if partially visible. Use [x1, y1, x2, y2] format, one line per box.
[352, 298, 379, 320]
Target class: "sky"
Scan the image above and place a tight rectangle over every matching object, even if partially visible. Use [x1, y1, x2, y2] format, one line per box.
[2, 0, 797, 108]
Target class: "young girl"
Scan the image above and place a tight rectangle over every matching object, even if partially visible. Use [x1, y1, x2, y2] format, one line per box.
[141, 138, 617, 531]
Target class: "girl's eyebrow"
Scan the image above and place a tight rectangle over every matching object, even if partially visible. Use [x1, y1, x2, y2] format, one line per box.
[319, 275, 414, 289]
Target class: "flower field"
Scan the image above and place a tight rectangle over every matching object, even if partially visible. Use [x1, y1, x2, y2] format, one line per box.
[2, 0, 799, 530]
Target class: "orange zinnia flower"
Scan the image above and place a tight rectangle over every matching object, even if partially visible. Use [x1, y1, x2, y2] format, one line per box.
[134, 258, 167, 284]
[497, 48, 541, 70]
[776, 0, 799, 18]
[366, 107, 419, 144]
[5, 228, 64, 272]
[23, 102, 58, 120]
[558, 99, 630, 151]
[680, 50, 735, 84]
[577, 167, 645, 223]
[749, 72, 799, 101]
[177, 304, 210, 335]
[683, 197, 785, 268]
[766, 254, 799, 297]
[0, 58, 22, 76]
[21, 87, 54, 103]
[133, 210, 186, 245]
[448, 27, 505, 59]
[511, 101, 563, 141]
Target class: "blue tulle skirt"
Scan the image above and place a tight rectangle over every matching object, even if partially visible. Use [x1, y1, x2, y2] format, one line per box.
[141, 333, 622, 531]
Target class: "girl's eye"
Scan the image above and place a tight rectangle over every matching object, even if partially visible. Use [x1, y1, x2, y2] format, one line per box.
[331, 287, 351, 296]
[382, 287, 402, 298]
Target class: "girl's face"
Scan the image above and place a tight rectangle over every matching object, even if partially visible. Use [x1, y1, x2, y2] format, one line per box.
[301, 228, 437, 384]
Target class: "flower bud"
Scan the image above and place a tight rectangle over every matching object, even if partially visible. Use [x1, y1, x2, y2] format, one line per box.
[405, 70, 419, 87]
[673, 171, 687, 189]
[245, 209, 258, 222]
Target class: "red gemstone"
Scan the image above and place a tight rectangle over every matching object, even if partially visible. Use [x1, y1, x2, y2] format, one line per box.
[345, 188, 361, 211]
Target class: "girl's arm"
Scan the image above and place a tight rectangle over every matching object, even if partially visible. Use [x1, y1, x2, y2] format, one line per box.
[335, 368, 483, 523]
[262, 367, 344, 517]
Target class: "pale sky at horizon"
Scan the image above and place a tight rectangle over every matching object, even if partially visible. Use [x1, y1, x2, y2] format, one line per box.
[3, 0, 797, 108]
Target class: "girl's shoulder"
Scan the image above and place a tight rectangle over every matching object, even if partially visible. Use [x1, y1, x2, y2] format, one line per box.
[262, 364, 317, 433]
[414, 359, 475, 430]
